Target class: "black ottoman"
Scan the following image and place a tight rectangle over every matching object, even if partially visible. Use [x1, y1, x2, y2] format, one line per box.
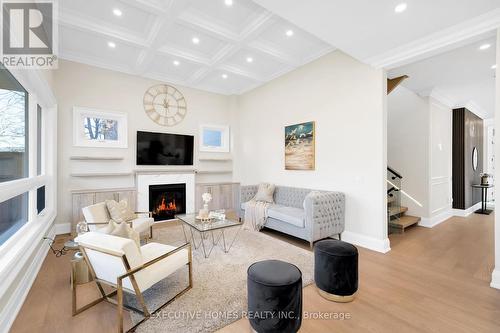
[247, 260, 302, 333]
[314, 239, 358, 302]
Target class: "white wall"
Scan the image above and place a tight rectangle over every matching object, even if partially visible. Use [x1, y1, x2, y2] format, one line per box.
[387, 86, 429, 218]
[53, 60, 234, 227]
[234, 51, 389, 252]
[428, 99, 452, 222]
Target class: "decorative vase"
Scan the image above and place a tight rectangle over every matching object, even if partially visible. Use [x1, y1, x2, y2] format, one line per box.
[199, 203, 209, 219]
[76, 221, 88, 236]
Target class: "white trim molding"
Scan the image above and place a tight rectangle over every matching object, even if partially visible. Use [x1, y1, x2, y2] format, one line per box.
[491, 268, 500, 290]
[367, 9, 500, 69]
[55, 223, 71, 235]
[0, 215, 56, 333]
[341, 231, 391, 254]
[419, 209, 453, 228]
[451, 202, 482, 217]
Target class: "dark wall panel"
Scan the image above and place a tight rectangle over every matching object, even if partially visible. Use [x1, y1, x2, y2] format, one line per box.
[452, 108, 483, 210]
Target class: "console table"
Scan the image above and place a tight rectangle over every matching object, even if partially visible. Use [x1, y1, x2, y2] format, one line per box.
[471, 184, 494, 215]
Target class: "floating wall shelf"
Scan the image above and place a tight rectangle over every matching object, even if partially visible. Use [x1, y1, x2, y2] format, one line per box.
[70, 156, 124, 161]
[70, 172, 133, 177]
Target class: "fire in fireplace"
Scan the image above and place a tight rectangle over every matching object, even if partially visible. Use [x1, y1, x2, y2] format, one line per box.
[149, 183, 186, 221]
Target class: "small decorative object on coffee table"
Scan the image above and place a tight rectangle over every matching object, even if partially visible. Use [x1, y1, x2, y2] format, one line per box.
[177, 213, 242, 258]
[198, 192, 212, 219]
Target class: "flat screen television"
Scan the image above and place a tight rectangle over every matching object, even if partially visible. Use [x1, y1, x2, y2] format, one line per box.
[136, 131, 194, 166]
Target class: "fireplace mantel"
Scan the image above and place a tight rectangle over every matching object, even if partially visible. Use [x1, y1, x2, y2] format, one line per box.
[136, 172, 195, 216]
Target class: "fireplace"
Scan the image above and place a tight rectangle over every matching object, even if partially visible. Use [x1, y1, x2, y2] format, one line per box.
[149, 183, 186, 221]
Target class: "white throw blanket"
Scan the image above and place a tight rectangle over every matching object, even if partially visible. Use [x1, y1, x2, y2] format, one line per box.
[244, 200, 270, 230]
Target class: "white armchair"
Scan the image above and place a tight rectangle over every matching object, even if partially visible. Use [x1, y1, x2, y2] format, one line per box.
[82, 202, 154, 240]
[73, 232, 192, 333]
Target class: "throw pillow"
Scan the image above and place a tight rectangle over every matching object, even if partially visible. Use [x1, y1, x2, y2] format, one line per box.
[98, 220, 141, 249]
[253, 183, 275, 203]
[106, 200, 136, 223]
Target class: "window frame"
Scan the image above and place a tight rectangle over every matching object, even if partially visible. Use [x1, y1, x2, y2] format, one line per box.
[199, 124, 230, 153]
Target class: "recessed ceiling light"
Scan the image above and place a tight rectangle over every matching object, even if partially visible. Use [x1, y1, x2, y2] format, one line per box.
[107, 41, 116, 48]
[224, 0, 233, 6]
[492, 64, 497, 69]
[192, 37, 200, 44]
[479, 43, 491, 50]
[394, 3, 407, 13]
[222, 74, 228, 79]
[246, 57, 253, 63]
[286, 30, 294, 37]
[112, 8, 122, 17]
[173, 60, 180, 66]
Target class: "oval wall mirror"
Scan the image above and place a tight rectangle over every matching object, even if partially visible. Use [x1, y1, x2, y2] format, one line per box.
[472, 147, 478, 171]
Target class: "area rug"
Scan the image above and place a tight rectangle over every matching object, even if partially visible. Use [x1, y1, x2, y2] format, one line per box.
[126, 224, 314, 333]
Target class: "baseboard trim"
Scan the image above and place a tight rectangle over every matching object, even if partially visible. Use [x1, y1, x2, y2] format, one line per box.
[491, 268, 500, 290]
[0, 224, 55, 333]
[451, 202, 482, 217]
[54, 223, 71, 235]
[341, 231, 391, 254]
[419, 210, 453, 228]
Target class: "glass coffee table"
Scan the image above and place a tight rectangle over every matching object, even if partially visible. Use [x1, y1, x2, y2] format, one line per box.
[176, 213, 243, 258]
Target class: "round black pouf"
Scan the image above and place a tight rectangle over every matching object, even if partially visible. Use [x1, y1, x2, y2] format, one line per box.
[247, 260, 302, 333]
[314, 239, 358, 302]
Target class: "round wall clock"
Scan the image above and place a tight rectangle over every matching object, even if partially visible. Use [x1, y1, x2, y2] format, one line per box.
[143, 84, 187, 126]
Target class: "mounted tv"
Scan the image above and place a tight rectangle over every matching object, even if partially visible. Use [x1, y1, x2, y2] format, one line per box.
[136, 131, 194, 166]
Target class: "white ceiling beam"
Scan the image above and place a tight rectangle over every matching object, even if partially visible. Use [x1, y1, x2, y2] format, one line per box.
[120, 0, 170, 15]
[157, 45, 212, 65]
[58, 10, 148, 48]
[248, 40, 299, 66]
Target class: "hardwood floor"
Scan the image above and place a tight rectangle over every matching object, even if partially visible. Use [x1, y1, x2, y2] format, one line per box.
[10, 213, 500, 333]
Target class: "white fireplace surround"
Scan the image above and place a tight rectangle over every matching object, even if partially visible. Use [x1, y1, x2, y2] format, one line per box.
[137, 172, 195, 216]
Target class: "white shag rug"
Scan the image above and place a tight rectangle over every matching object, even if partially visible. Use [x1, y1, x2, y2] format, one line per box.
[126, 224, 313, 333]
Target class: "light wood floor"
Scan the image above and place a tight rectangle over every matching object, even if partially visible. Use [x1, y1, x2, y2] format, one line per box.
[10, 213, 500, 333]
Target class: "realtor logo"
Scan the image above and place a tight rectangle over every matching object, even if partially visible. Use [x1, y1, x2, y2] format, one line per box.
[1, 0, 58, 68]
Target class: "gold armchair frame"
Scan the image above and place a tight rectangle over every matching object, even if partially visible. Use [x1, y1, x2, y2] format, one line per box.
[72, 242, 192, 333]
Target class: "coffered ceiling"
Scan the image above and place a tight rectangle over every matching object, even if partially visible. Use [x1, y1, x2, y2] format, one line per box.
[58, 0, 335, 95]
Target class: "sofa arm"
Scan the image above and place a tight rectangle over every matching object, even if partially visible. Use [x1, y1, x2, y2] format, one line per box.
[240, 185, 258, 205]
[304, 191, 345, 242]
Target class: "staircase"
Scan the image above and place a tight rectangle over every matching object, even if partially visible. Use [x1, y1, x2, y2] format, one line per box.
[387, 167, 421, 234]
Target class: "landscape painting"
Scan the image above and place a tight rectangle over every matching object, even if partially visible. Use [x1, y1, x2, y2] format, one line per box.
[83, 117, 119, 141]
[285, 121, 315, 170]
[73, 107, 128, 148]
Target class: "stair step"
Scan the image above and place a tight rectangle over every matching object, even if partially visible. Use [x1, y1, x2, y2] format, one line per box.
[388, 206, 408, 217]
[390, 215, 421, 228]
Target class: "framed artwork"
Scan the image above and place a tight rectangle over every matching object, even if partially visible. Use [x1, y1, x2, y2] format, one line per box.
[199, 124, 230, 152]
[285, 121, 315, 170]
[73, 107, 128, 148]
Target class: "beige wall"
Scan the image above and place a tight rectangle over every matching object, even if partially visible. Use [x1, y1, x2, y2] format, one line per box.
[53, 60, 234, 226]
[234, 51, 389, 250]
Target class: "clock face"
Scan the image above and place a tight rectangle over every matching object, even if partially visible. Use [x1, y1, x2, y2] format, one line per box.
[143, 84, 187, 126]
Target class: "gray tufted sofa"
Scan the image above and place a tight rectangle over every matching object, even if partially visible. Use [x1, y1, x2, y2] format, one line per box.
[240, 185, 345, 247]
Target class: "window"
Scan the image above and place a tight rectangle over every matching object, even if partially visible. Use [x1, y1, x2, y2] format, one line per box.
[0, 64, 28, 183]
[0, 64, 52, 247]
[0, 192, 28, 246]
[199, 124, 230, 152]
